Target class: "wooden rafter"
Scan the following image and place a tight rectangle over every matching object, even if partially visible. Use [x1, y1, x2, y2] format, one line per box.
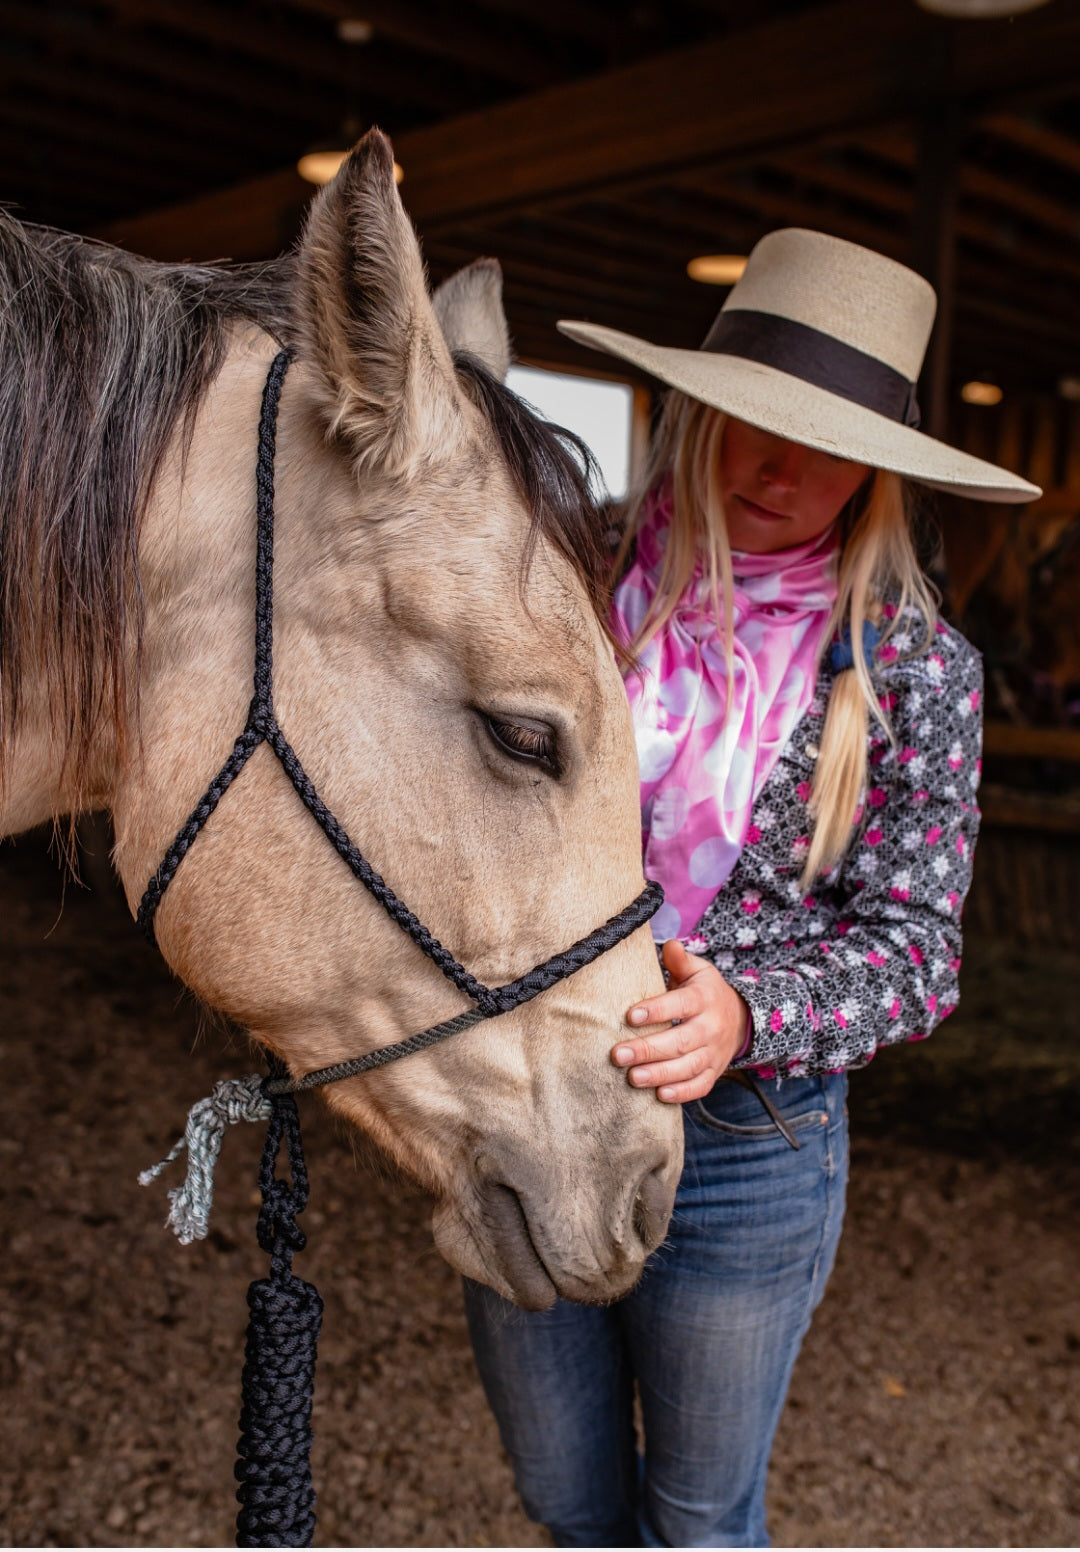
[97, 0, 1080, 267]
[0, 1, 353, 130]
[284, 0, 574, 89]
[983, 113, 1080, 179]
[98, 0, 471, 116]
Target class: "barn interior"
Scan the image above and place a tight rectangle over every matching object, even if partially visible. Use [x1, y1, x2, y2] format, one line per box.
[1, 0, 1079, 1545]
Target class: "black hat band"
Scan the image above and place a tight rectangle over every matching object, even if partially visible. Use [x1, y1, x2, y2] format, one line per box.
[704, 309, 921, 430]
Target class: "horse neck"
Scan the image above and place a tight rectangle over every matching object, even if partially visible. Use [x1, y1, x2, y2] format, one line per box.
[0, 677, 116, 834]
[0, 329, 279, 841]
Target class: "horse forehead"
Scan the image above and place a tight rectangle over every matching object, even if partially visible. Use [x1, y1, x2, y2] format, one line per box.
[378, 519, 599, 657]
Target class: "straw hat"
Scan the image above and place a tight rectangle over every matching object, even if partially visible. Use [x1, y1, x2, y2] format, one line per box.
[558, 228, 1040, 504]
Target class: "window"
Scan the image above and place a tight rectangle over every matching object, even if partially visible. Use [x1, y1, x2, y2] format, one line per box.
[506, 364, 635, 501]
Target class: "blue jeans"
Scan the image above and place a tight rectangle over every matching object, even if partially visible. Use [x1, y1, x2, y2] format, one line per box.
[463, 1072, 849, 1548]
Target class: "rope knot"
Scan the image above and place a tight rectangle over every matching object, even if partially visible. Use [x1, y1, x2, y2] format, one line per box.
[476, 987, 511, 1017]
[257, 1178, 308, 1258]
[139, 1073, 273, 1244]
[247, 694, 273, 738]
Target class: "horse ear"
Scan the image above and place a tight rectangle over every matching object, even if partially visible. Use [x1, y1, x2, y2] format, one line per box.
[432, 259, 512, 382]
[294, 127, 465, 479]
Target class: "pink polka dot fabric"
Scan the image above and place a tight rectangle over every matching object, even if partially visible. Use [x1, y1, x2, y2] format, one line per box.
[613, 484, 838, 941]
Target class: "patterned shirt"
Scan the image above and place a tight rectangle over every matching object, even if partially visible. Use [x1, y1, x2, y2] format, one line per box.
[691, 608, 983, 1077]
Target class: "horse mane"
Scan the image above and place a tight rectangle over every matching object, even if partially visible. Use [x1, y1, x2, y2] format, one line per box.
[452, 352, 611, 622]
[0, 212, 611, 811]
[0, 211, 292, 797]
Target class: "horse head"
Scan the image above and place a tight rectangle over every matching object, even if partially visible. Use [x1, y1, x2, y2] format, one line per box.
[3, 131, 682, 1310]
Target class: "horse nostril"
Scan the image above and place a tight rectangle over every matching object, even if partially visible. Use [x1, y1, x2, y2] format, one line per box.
[631, 1160, 675, 1253]
[479, 1177, 557, 1310]
[632, 1189, 652, 1247]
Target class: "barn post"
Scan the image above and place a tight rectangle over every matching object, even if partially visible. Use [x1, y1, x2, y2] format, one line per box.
[910, 33, 964, 444]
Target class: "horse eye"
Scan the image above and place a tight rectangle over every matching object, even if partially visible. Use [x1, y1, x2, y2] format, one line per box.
[484, 715, 558, 772]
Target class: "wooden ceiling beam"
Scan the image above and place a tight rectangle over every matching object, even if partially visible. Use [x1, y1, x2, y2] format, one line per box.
[662, 173, 906, 262]
[956, 287, 1080, 353]
[424, 233, 707, 323]
[0, 49, 299, 163]
[459, 0, 615, 52]
[0, 92, 213, 182]
[0, 132, 178, 212]
[0, 1, 341, 129]
[688, 155, 1080, 332]
[860, 124, 1080, 247]
[394, 0, 1080, 228]
[767, 148, 911, 219]
[99, 0, 468, 117]
[481, 207, 761, 309]
[861, 128, 1080, 287]
[771, 143, 1059, 285]
[512, 116, 917, 231]
[960, 160, 1080, 248]
[982, 113, 1080, 179]
[400, 0, 937, 229]
[283, 0, 572, 90]
[98, 0, 1080, 262]
[428, 208, 719, 296]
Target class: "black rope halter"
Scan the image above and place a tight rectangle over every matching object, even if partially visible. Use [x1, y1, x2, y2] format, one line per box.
[137, 351, 663, 1548]
[138, 350, 662, 1093]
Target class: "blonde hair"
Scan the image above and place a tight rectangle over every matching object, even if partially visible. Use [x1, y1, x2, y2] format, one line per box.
[616, 393, 938, 892]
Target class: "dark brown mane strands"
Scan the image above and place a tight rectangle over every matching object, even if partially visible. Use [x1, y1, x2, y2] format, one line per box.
[452, 352, 612, 624]
[0, 212, 292, 803]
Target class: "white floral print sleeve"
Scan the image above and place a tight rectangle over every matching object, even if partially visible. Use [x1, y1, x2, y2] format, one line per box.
[692, 611, 983, 1077]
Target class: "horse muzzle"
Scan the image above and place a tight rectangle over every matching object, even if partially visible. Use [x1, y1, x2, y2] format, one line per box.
[432, 1137, 681, 1311]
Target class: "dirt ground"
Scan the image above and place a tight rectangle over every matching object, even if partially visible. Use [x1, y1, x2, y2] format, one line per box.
[1, 825, 1078, 1549]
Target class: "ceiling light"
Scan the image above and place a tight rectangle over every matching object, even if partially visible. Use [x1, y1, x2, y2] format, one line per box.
[336, 18, 374, 43]
[915, 0, 1052, 16]
[1057, 375, 1080, 401]
[961, 380, 1003, 406]
[297, 151, 404, 186]
[687, 254, 748, 286]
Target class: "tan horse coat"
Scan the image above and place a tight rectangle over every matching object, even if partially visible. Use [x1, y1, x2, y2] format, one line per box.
[1, 132, 681, 1309]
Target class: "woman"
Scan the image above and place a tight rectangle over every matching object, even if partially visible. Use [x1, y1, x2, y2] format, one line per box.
[464, 229, 1039, 1547]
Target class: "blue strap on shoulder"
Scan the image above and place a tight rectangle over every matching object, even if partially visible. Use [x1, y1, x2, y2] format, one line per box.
[830, 619, 880, 673]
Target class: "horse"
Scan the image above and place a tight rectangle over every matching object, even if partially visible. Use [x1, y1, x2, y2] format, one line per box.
[0, 128, 683, 1313]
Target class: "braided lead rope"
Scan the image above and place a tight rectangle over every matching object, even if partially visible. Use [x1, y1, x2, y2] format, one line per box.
[138, 1075, 273, 1243]
[235, 1065, 322, 1547]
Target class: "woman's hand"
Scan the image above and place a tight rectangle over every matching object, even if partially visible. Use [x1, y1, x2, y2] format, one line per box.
[613, 939, 751, 1104]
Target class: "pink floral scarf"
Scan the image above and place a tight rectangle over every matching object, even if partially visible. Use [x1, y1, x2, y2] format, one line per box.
[613, 483, 839, 941]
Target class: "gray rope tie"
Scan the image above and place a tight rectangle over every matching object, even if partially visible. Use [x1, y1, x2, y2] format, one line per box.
[139, 1074, 272, 1244]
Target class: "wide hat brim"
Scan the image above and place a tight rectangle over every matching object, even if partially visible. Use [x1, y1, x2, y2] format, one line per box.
[558, 319, 1040, 505]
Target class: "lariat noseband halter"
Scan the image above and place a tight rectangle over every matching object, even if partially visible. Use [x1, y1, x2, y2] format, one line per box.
[138, 349, 662, 1547]
[138, 348, 663, 1088]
